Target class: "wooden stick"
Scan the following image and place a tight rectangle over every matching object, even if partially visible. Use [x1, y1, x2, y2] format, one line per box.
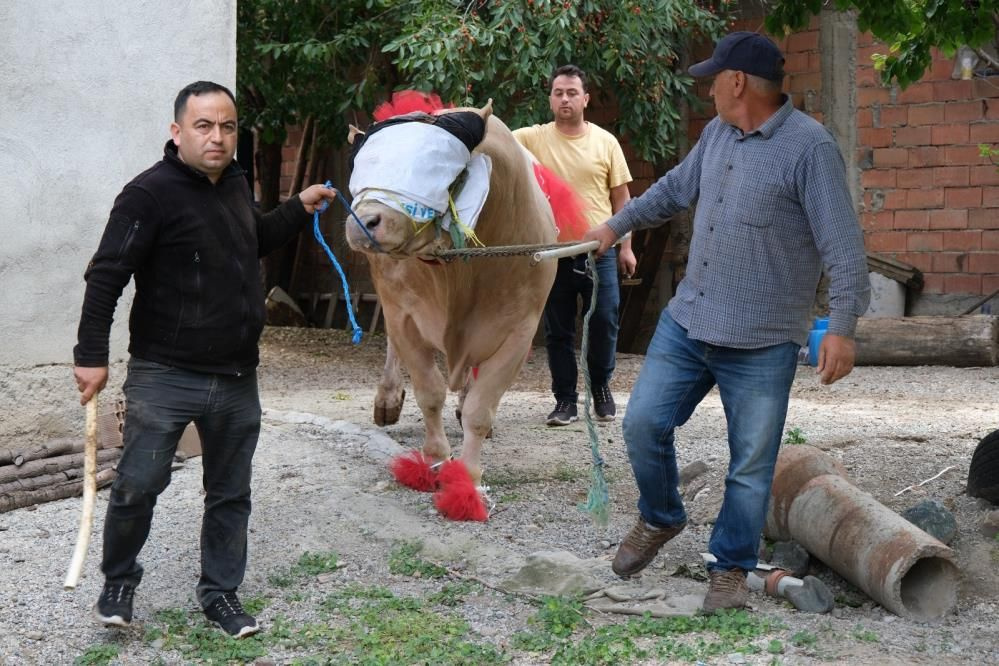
[64, 395, 99, 590]
[893, 465, 957, 497]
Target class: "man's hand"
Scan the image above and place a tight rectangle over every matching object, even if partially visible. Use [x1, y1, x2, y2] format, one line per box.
[816, 334, 855, 385]
[298, 184, 338, 214]
[582, 223, 619, 258]
[74, 366, 109, 405]
[617, 243, 637, 278]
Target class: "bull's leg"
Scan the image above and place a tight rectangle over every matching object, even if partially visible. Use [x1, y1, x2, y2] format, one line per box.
[374, 337, 406, 426]
[454, 331, 534, 483]
[387, 324, 450, 463]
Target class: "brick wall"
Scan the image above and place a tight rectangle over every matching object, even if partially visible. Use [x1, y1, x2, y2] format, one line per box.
[857, 37, 999, 296]
[685, 16, 998, 298]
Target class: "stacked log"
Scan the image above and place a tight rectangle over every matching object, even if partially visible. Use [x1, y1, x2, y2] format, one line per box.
[0, 401, 125, 514]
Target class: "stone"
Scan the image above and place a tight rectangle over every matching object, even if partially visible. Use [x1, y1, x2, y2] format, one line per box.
[770, 541, 811, 577]
[980, 510, 999, 539]
[901, 499, 957, 544]
[679, 460, 709, 488]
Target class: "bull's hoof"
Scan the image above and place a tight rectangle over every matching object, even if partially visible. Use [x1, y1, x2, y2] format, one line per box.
[432, 460, 489, 521]
[374, 389, 406, 426]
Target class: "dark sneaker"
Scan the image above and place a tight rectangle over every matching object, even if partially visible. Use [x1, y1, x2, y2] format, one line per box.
[204, 592, 260, 638]
[94, 582, 135, 627]
[612, 517, 687, 577]
[546, 400, 578, 426]
[702, 569, 749, 613]
[592, 385, 616, 421]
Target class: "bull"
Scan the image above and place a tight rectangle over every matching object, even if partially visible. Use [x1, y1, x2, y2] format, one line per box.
[345, 96, 581, 520]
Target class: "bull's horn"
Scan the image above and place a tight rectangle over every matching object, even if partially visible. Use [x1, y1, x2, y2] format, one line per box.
[478, 99, 493, 121]
[347, 124, 365, 145]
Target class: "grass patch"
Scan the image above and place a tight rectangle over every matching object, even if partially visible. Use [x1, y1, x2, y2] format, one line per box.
[143, 607, 268, 664]
[311, 583, 506, 664]
[293, 551, 341, 577]
[74, 643, 119, 666]
[388, 541, 449, 578]
[512, 597, 782, 665]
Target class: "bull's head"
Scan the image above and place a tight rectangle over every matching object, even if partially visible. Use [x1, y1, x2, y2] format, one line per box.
[344, 101, 493, 258]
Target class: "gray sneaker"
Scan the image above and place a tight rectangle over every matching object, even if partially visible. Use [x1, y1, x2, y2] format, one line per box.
[592, 385, 616, 421]
[204, 592, 260, 638]
[546, 400, 578, 426]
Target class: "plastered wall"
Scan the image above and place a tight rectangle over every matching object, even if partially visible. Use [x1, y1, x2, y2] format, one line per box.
[0, 1, 235, 447]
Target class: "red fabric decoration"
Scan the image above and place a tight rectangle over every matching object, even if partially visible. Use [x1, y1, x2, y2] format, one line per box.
[432, 460, 488, 521]
[533, 163, 589, 242]
[389, 451, 438, 492]
[373, 90, 453, 121]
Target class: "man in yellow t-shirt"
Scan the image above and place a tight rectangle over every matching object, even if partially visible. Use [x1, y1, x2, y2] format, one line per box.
[513, 64, 634, 426]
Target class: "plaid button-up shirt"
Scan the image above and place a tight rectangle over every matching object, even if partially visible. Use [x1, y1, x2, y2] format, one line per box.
[607, 97, 870, 348]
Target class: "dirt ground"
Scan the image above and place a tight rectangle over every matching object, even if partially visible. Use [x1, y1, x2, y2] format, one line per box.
[256, 326, 998, 663]
[1, 324, 997, 664]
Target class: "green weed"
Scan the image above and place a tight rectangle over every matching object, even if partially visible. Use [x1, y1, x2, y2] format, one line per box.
[74, 643, 119, 666]
[293, 551, 341, 576]
[783, 427, 807, 445]
[852, 624, 879, 642]
[791, 630, 818, 647]
[388, 541, 449, 578]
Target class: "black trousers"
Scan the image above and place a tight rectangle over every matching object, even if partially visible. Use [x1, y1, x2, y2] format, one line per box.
[101, 357, 260, 609]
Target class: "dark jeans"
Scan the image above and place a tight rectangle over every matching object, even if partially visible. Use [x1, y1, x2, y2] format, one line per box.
[101, 357, 261, 608]
[543, 248, 619, 403]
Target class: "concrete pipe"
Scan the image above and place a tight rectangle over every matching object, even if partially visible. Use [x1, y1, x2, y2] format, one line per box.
[765, 445, 848, 540]
[765, 446, 958, 620]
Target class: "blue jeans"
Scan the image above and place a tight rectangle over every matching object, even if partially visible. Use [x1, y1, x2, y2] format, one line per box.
[622, 311, 799, 572]
[101, 358, 261, 608]
[543, 249, 620, 402]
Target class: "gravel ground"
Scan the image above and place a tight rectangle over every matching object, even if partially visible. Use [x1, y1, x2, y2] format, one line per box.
[0, 326, 997, 665]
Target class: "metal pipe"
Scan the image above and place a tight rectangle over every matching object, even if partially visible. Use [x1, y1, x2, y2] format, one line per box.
[531, 240, 599, 264]
[765, 446, 958, 620]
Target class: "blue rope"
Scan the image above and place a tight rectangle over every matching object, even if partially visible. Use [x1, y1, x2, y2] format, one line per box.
[313, 181, 363, 344]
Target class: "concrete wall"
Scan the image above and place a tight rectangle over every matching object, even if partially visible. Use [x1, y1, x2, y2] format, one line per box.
[0, 1, 235, 447]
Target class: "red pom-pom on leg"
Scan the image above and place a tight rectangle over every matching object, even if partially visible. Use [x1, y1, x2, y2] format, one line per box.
[433, 460, 488, 521]
[390, 451, 438, 492]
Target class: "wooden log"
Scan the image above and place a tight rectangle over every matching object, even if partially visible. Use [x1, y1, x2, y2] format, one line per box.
[0, 448, 120, 485]
[0, 467, 116, 514]
[855, 315, 998, 366]
[0, 458, 119, 496]
[0, 400, 124, 466]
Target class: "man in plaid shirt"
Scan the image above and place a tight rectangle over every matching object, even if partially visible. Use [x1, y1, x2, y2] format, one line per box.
[584, 32, 870, 613]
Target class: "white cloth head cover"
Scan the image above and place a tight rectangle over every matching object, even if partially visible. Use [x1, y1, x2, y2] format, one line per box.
[349, 122, 490, 230]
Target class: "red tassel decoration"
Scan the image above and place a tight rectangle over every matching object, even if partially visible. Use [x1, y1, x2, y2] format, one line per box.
[532, 163, 589, 242]
[432, 460, 488, 521]
[373, 90, 453, 121]
[389, 451, 438, 492]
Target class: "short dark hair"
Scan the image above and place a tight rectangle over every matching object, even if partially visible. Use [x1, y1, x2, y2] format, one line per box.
[173, 81, 237, 121]
[548, 65, 588, 93]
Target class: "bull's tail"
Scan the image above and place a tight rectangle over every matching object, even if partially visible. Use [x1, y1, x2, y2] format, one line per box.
[533, 163, 589, 242]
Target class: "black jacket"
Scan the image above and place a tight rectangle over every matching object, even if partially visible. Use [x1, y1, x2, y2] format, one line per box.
[74, 141, 311, 375]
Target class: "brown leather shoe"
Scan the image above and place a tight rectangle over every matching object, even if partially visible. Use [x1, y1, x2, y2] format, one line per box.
[611, 518, 686, 577]
[702, 568, 749, 613]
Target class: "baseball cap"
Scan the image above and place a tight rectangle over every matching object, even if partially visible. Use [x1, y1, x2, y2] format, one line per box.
[688, 32, 785, 82]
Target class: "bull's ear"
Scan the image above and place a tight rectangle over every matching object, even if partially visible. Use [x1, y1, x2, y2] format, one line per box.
[347, 125, 365, 145]
[477, 99, 493, 122]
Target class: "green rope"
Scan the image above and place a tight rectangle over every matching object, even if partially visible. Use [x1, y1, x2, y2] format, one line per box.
[578, 251, 610, 527]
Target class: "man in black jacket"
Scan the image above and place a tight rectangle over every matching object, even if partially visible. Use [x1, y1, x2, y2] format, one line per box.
[73, 81, 336, 638]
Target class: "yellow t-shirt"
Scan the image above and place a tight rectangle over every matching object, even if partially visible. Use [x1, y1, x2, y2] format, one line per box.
[513, 121, 632, 228]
